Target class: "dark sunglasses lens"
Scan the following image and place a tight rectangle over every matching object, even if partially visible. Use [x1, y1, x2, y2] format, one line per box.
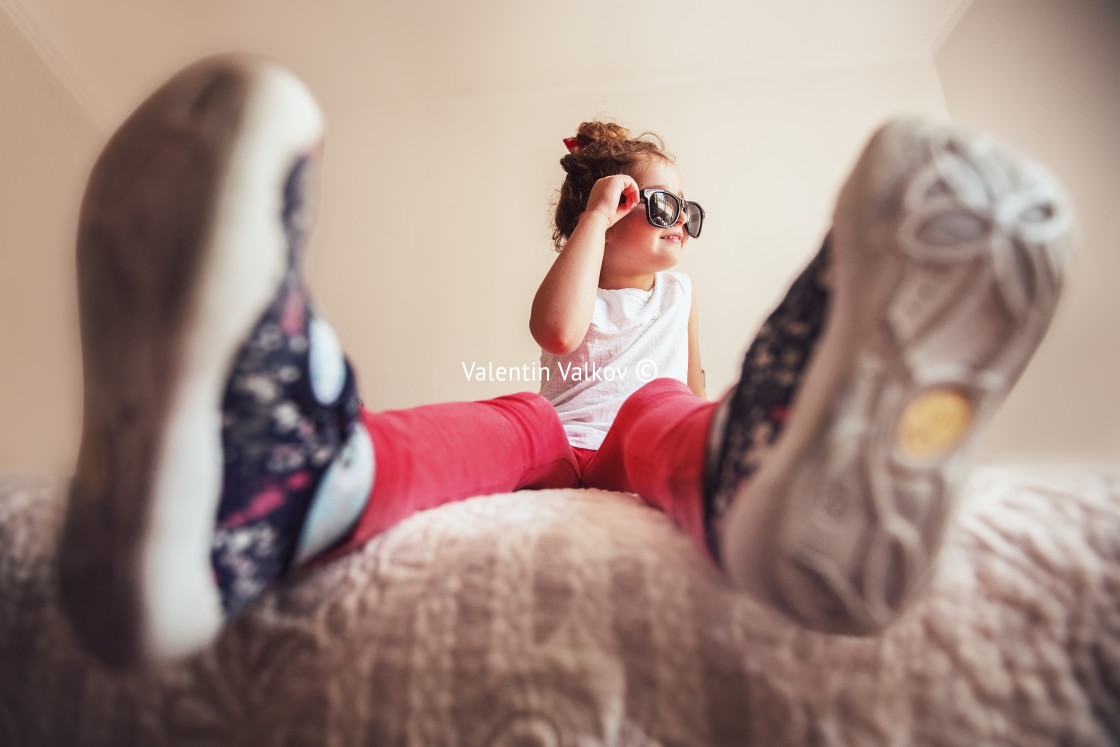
[646, 192, 677, 228]
[685, 203, 703, 238]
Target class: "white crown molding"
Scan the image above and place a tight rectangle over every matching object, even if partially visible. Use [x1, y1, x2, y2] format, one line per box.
[930, 0, 977, 54]
[0, 0, 108, 129]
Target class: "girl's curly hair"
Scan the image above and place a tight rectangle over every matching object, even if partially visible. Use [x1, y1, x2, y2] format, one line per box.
[552, 120, 671, 251]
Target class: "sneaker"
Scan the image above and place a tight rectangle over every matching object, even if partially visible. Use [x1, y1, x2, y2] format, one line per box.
[710, 118, 1072, 634]
[58, 55, 374, 669]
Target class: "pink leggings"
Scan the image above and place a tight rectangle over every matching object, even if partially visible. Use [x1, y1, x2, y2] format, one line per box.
[335, 378, 717, 557]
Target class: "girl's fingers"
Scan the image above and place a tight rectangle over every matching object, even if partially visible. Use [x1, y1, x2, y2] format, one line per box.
[611, 176, 640, 217]
[619, 177, 640, 211]
[584, 174, 641, 227]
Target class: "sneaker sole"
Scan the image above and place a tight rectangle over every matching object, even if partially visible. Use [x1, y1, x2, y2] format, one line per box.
[58, 55, 325, 668]
[719, 119, 1072, 634]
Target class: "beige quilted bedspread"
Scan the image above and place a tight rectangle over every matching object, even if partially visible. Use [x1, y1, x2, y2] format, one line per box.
[0, 468, 1117, 746]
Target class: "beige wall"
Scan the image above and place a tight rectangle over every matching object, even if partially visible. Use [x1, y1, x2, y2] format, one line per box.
[935, 0, 1120, 464]
[3, 2, 1115, 474]
[0, 46, 949, 474]
[0, 9, 97, 474]
[310, 60, 949, 414]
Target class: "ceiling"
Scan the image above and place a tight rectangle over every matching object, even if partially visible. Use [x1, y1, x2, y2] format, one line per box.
[3, 0, 972, 129]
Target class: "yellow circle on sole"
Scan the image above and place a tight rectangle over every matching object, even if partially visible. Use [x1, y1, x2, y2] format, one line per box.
[896, 388, 973, 459]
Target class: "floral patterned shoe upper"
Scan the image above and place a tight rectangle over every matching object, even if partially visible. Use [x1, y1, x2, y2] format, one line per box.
[212, 156, 374, 618]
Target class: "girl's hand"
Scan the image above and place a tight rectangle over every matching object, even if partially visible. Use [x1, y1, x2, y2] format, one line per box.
[581, 174, 640, 229]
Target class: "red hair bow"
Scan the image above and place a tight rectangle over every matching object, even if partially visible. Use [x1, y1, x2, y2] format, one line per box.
[563, 137, 587, 153]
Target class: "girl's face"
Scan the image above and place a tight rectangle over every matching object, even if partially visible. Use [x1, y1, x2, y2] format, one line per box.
[603, 157, 690, 280]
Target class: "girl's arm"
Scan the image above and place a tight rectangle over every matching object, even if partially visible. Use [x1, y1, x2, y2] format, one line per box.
[530, 174, 640, 355]
[687, 287, 706, 399]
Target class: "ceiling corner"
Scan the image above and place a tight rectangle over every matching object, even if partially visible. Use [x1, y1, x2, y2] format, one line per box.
[930, 0, 976, 56]
[0, 0, 108, 129]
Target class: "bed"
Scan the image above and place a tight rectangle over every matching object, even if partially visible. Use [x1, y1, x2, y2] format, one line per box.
[0, 466, 1117, 745]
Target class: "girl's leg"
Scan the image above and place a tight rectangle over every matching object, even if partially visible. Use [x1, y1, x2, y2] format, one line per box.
[708, 119, 1072, 636]
[580, 380, 717, 555]
[333, 393, 578, 553]
[576, 245, 830, 561]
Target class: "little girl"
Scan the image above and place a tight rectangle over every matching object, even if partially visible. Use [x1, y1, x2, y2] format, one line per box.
[57, 55, 1072, 670]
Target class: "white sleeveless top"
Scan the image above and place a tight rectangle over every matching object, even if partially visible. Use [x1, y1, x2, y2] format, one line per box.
[539, 271, 692, 450]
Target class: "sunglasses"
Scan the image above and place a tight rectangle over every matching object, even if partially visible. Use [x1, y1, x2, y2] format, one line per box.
[637, 189, 705, 238]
